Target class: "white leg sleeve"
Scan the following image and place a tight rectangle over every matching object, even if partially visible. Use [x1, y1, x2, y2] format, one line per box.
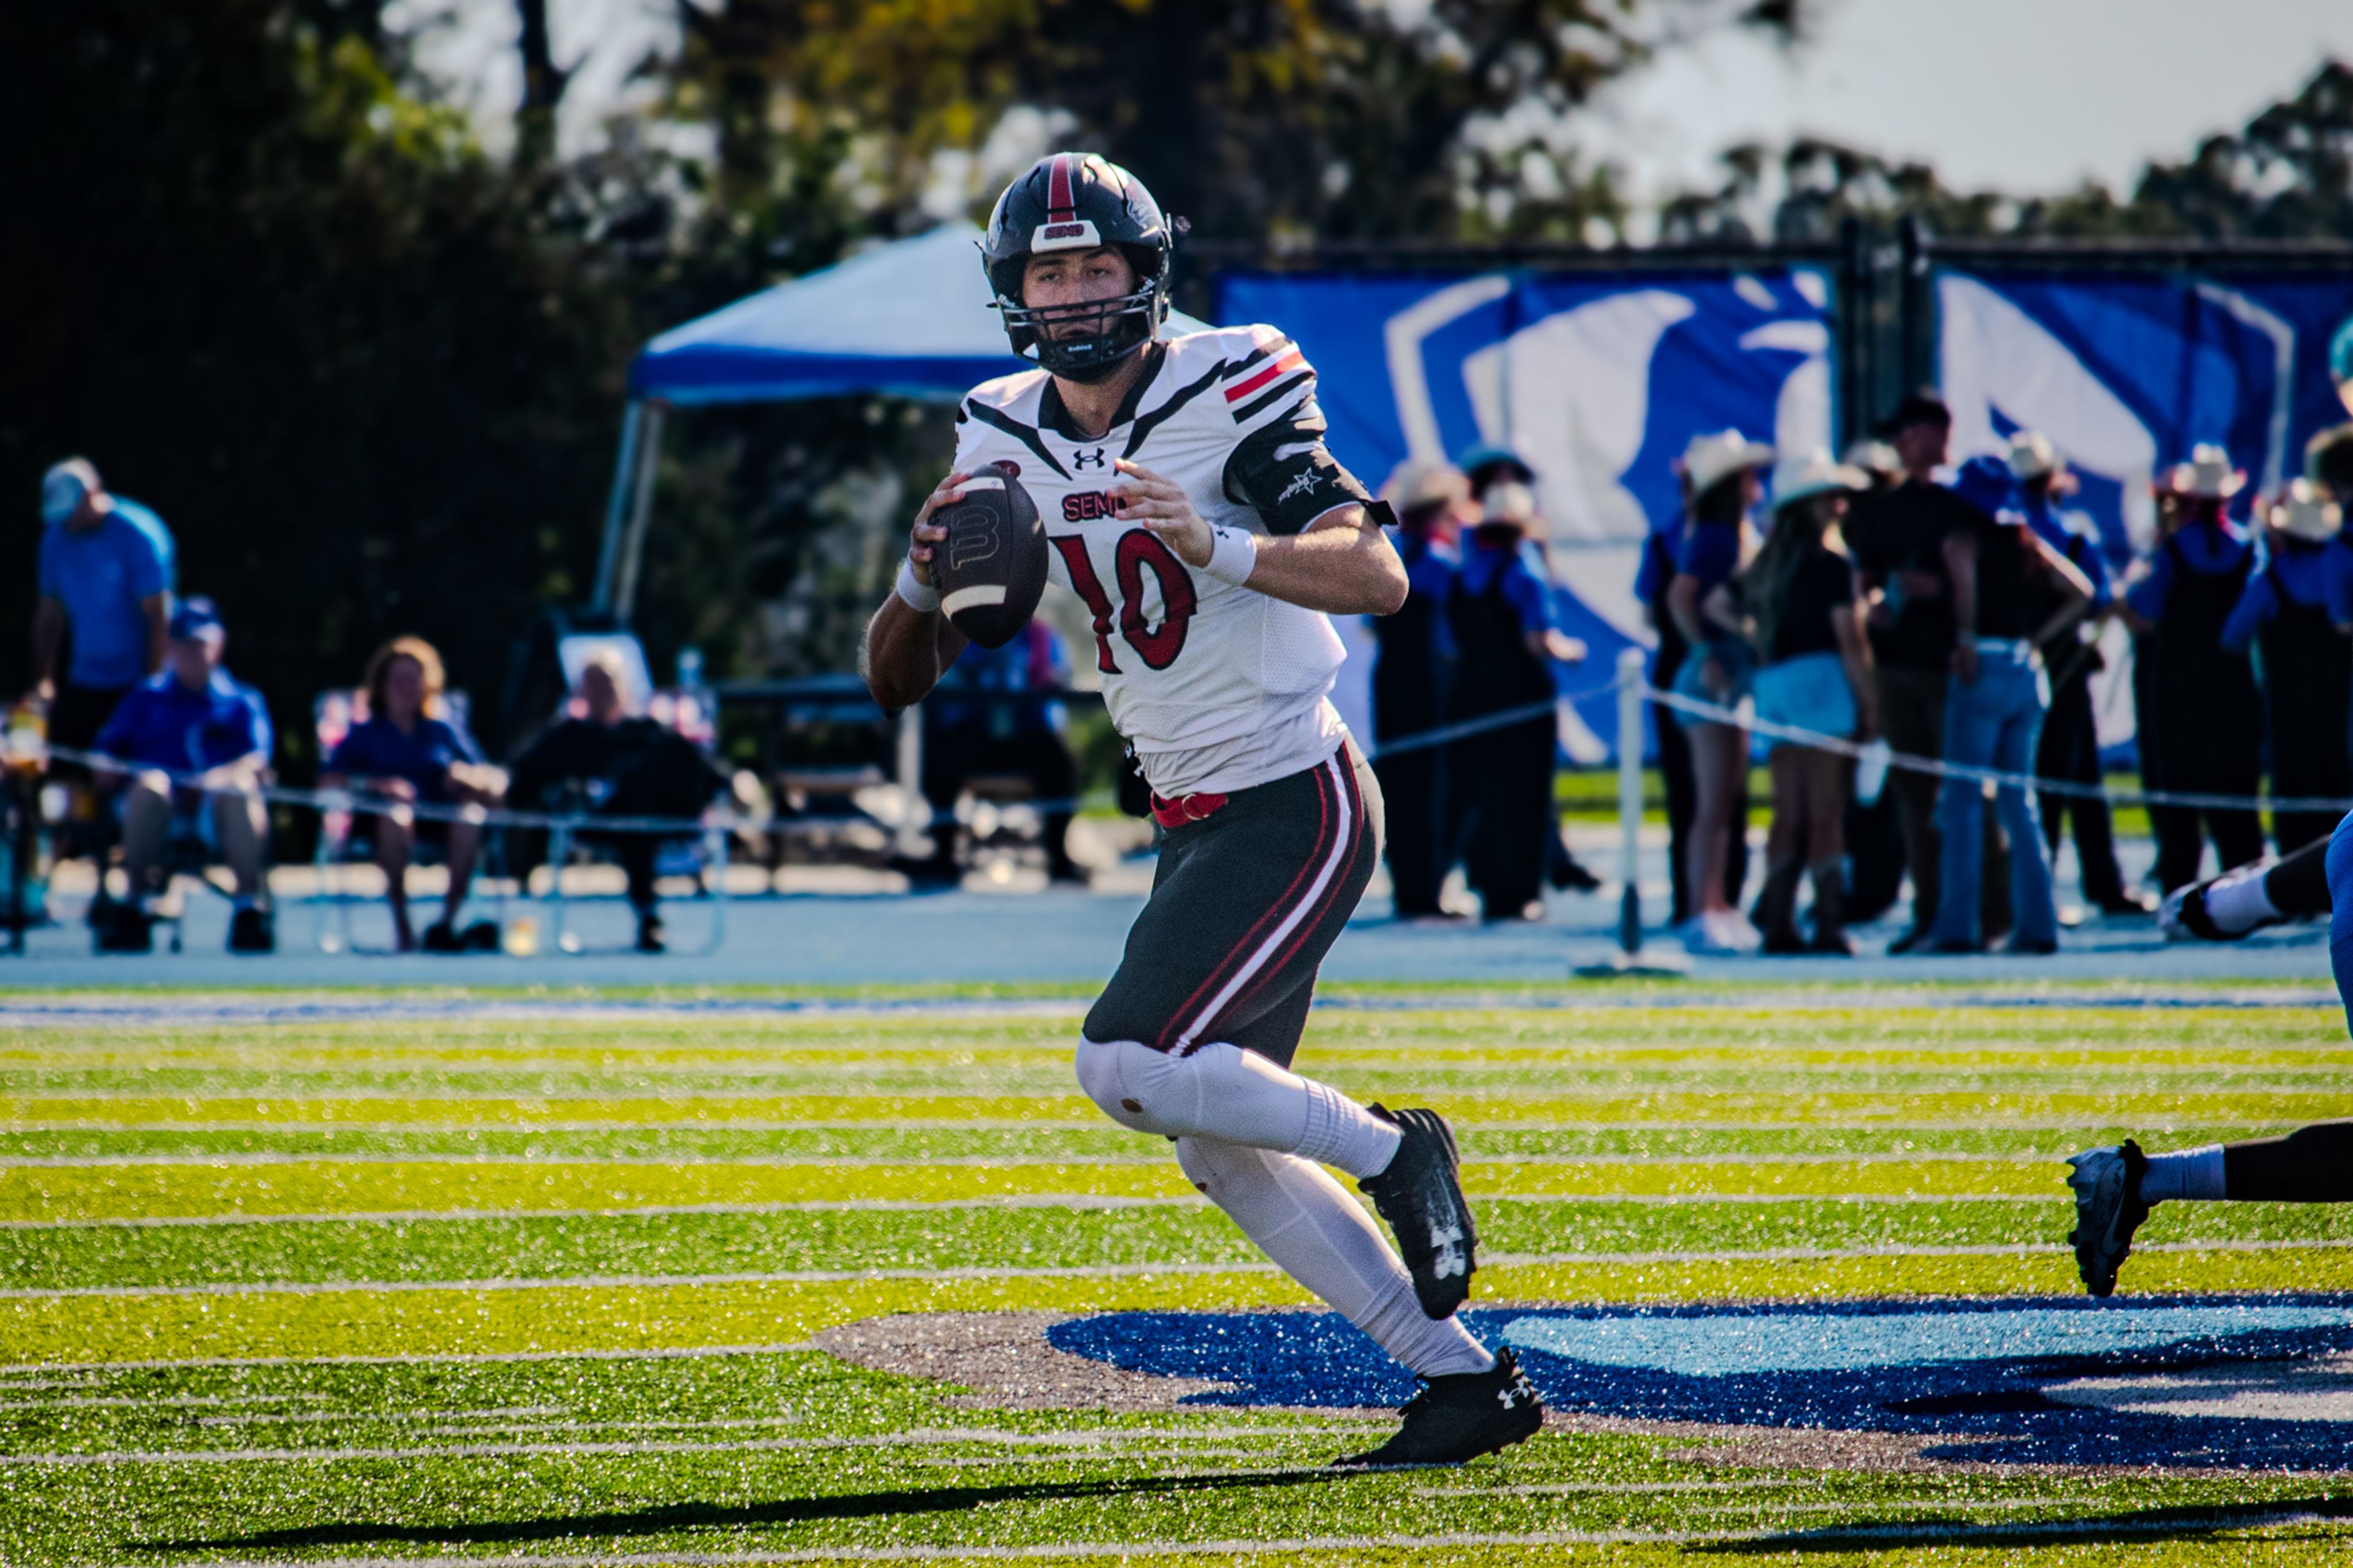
[1075, 1036, 1400, 1178]
[1176, 1135, 1493, 1380]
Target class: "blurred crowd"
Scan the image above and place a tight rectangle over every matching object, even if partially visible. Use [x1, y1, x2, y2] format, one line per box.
[1610, 395, 2353, 957]
[14, 459, 727, 955]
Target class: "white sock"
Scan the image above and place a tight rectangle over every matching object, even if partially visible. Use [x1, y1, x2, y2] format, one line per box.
[1175, 1135, 1493, 1379]
[2204, 863, 2281, 934]
[2140, 1144, 2228, 1202]
[1075, 1036, 1403, 1179]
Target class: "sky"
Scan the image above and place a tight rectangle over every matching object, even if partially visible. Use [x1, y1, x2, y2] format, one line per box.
[395, 0, 2353, 202]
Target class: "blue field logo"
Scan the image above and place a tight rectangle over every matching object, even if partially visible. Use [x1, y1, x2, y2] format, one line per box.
[1048, 1295, 2353, 1469]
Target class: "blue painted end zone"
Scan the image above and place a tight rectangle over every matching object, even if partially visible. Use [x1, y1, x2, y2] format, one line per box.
[1045, 1295, 2353, 1470]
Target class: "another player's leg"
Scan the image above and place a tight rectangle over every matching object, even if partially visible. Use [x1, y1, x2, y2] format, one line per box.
[2158, 833, 2330, 941]
[2071, 811, 2353, 1295]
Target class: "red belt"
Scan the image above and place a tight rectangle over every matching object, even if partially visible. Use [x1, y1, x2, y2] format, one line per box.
[1150, 790, 1229, 829]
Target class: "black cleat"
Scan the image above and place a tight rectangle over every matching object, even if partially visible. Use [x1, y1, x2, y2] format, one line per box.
[2067, 1139, 2151, 1298]
[1335, 1348, 1545, 1469]
[227, 907, 275, 954]
[1358, 1105, 1477, 1319]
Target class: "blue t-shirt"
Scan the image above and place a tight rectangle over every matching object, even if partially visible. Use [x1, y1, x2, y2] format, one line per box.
[2126, 518, 2251, 623]
[1456, 537, 1553, 637]
[1634, 518, 1684, 609]
[94, 670, 272, 773]
[1675, 519, 1744, 594]
[2223, 539, 2338, 651]
[2022, 498, 2113, 609]
[325, 715, 484, 803]
[110, 498, 177, 594]
[37, 511, 172, 689]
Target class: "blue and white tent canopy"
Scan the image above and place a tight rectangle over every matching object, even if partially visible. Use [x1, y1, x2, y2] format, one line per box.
[628, 223, 1025, 404]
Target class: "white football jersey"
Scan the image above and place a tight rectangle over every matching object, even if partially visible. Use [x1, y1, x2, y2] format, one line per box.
[950, 324, 1373, 797]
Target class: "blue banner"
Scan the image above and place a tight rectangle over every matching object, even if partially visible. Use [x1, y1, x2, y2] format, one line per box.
[1218, 268, 1837, 762]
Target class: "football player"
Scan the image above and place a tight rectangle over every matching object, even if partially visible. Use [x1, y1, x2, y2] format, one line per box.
[862, 154, 1544, 1466]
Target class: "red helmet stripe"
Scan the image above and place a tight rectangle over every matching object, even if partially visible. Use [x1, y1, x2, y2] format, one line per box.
[1047, 154, 1075, 219]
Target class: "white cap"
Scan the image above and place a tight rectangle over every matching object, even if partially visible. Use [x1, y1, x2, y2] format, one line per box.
[1843, 439, 1900, 477]
[2183, 443, 2246, 499]
[1380, 460, 1471, 513]
[1771, 450, 1871, 513]
[1479, 480, 1546, 539]
[1681, 430, 1776, 498]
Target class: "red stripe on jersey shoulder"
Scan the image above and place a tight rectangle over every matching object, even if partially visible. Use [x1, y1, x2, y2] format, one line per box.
[1222, 350, 1307, 403]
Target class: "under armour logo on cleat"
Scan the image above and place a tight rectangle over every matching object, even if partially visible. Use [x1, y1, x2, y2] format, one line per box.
[1429, 1221, 1466, 1279]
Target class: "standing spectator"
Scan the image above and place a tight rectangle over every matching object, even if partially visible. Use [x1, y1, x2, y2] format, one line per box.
[912, 619, 1083, 887]
[28, 459, 175, 768]
[1930, 459, 2093, 954]
[1837, 441, 1906, 926]
[2121, 447, 2265, 893]
[320, 637, 505, 953]
[2224, 482, 2350, 857]
[1642, 494, 1748, 925]
[2011, 433, 2141, 917]
[88, 600, 273, 953]
[2313, 426, 2353, 624]
[1373, 462, 1469, 918]
[1849, 394, 2009, 952]
[508, 651, 728, 954]
[1737, 453, 1874, 955]
[1446, 481, 1583, 922]
[1667, 430, 1775, 954]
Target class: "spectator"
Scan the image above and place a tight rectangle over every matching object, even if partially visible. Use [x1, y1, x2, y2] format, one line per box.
[1836, 440, 1906, 926]
[508, 650, 727, 954]
[2121, 446, 2265, 893]
[1446, 480, 1585, 922]
[1373, 461, 1469, 919]
[1931, 458, 2093, 954]
[88, 599, 273, 954]
[2011, 433, 2141, 917]
[1737, 453, 1874, 955]
[320, 637, 504, 953]
[2224, 482, 2350, 857]
[1849, 393, 2010, 952]
[912, 618, 1083, 887]
[1640, 487, 1746, 925]
[28, 458, 176, 771]
[1667, 430, 1774, 954]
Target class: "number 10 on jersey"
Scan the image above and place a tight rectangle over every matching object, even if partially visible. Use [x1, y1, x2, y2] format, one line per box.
[1050, 530, 1198, 673]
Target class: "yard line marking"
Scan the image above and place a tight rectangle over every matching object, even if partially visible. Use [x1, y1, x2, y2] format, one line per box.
[0, 1393, 328, 1411]
[194, 1405, 563, 1427]
[0, 1116, 2305, 1134]
[0, 1426, 1346, 1469]
[0, 1151, 2059, 1168]
[0, 1195, 1200, 1230]
[0, 1342, 836, 1376]
[0, 1190, 2075, 1231]
[9, 1237, 2351, 1301]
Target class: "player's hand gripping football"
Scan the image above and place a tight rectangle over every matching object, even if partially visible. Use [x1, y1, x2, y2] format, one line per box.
[1110, 458, 1212, 568]
[906, 471, 972, 589]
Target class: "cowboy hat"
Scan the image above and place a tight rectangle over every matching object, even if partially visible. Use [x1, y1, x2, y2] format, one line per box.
[1477, 480, 1548, 540]
[2270, 479, 2344, 542]
[1841, 439, 1900, 478]
[2182, 443, 2246, 499]
[2006, 431, 2066, 482]
[1380, 460, 1471, 513]
[1771, 450, 1871, 513]
[1681, 430, 1776, 497]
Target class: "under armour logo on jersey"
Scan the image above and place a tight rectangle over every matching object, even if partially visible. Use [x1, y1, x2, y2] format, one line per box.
[1072, 448, 1107, 469]
[1429, 1221, 1467, 1279]
[1277, 469, 1322, 505]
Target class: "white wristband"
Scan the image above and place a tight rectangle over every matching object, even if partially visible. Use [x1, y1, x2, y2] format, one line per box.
[895, 558, 941, 614]
[1201, 526, 1258, 588]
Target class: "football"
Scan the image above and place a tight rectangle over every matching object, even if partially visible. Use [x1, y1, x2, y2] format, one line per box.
[933, 459, 1048, 648]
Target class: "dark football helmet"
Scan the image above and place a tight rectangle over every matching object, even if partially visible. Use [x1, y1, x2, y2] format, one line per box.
[982, 153, 1173, 382]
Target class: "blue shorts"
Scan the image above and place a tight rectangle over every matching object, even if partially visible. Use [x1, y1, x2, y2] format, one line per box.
[1751, 651, 1857, 754]
[1670, 640, 1752, 731]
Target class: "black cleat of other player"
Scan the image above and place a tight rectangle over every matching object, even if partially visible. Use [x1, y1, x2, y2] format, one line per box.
[1358, 1104, 1477, 1319]
[1334, 1348, 1545, 1469]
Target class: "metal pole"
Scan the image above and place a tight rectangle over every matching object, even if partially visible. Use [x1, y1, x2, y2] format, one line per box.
[1615, 647, 1645, 956]
[612, 401, 667, 626]
[591, 401, 645, 616]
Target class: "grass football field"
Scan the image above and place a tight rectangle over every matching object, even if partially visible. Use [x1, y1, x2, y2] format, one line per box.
[2, 984, 2351, 1564]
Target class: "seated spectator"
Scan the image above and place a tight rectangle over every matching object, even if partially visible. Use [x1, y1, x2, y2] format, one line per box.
[912, 618, 1083, 887]
[89, 599, 273, 954]
[321, 637, 504, 953]
[508, 651, 727, 953]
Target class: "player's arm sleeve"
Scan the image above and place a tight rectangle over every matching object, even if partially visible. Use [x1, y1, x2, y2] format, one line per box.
[1221, 395, 1373, 536]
